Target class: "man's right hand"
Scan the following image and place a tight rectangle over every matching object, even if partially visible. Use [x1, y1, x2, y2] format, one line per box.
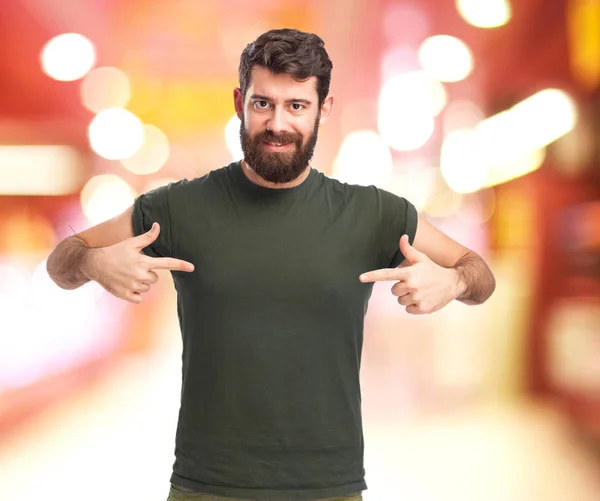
[86, 222, 194, 304]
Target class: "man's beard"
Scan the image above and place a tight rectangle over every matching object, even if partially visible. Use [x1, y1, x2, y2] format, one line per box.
[240, 116, 319, 184]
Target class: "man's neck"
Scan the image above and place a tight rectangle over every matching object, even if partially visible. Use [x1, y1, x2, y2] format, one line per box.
[241, 160, 311, 189]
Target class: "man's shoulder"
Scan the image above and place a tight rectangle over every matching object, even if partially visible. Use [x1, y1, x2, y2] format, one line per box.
[315, 171, 410, 216]
[168, 163, 236, 193]
[316, 170, 384, 198]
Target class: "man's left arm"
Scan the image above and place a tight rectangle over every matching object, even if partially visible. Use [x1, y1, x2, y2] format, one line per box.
[360, 213, 496, 314]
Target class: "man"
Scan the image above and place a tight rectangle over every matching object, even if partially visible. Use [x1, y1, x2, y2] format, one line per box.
[47, 28, 495, 501]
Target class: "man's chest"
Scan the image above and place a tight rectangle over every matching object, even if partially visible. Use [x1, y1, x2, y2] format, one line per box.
[174, 213, 379, 308]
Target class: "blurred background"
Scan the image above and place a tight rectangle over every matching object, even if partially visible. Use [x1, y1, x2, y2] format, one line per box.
[1, 0, 600, 499]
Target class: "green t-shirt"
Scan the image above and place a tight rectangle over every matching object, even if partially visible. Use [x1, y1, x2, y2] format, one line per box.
[132, 161, 418, 500]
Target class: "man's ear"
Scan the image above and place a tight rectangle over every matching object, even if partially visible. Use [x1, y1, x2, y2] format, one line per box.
[318, 96, 334, 126]
[233, 88, 244, 120]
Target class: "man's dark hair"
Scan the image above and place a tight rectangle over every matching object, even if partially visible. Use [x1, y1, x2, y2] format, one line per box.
[238, 28, 333, 105]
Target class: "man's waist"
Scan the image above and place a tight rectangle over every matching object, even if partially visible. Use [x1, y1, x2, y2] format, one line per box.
[171, 440, 365, 496]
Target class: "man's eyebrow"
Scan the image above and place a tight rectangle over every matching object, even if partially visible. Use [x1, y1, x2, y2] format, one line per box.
[249, 94, 313, 105]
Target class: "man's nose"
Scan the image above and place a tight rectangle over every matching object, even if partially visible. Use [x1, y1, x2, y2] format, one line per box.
[267, 108, 288, 134]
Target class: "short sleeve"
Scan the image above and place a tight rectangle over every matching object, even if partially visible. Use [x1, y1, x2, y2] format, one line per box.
[131, 185, 173, 258]
[379, 189, 418, 268]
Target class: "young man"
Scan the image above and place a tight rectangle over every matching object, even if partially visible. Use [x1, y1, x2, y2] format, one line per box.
[47, 28, 495, 501]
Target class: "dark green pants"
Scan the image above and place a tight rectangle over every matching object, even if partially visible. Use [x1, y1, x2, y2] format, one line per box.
[167, 483, 363, 501]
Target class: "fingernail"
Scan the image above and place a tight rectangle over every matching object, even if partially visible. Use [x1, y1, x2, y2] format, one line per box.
[188, 264, 195, 272]
[360, 274, 367, 281]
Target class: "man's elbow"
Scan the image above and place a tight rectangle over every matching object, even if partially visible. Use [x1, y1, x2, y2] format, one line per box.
[455, 252, 496, 305]
[474, 262, 496, 305]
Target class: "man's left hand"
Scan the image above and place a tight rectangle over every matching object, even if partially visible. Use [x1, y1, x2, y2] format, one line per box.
[359, 235, 459, 315]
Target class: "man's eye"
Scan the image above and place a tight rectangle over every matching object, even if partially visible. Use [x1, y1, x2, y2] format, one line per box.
[291, 103, 304, 111]
[254, 101, 269, 109]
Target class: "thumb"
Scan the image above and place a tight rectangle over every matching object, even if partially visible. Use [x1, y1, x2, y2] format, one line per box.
[133, 222, 160, 249]
[399, 234, 424, 264]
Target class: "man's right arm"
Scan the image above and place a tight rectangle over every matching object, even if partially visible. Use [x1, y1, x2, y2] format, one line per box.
[46, 206, 135, 290]
[46, 206, 194, 303]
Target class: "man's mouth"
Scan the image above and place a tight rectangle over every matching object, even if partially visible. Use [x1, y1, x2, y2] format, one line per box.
[263, 141, 293, 150]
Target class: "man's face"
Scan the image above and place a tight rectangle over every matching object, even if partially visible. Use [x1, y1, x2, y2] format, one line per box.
[234, 66, 332, 184]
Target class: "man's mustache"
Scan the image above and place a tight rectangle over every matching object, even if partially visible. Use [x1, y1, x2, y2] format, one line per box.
[256, 130, 301, 145]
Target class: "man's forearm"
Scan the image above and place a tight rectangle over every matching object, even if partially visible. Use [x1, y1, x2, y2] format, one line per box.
[451, 252, 496, 305]
[46, 236, 97, 290]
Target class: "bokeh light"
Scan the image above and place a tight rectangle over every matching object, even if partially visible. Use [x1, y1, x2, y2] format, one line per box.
[225, 114, 243, 161]
[333, 130, 393, 187]
[80, 67, 131, 113]
[378, 71, 446, 151]
[440, 129, 488, 193]
[120, 124, 170, 175]
[380, 71, 447, 117]
[443, 100, 485, 134]
[88, 108, 144, 160]
[485, 148, 547, 187]
[80, 174, 137, 225]
[4, 257, 117, 392]
[0, 145, 82, 195]
[509, 89, 578, 148]
[0, 264, 28, 306]
[378, 112, 435, 152]
[0, 264, 29, 356]
[418, 35, 474, 82]
[477, 89, 577, 167]
[456, 0, 512, 29]
[440, 89, 577, 190]
[40, 33, 96, 82]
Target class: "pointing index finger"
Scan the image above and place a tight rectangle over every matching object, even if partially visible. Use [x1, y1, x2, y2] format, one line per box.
[359, 268, 409, 283]
[148, 257, 195, 272]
